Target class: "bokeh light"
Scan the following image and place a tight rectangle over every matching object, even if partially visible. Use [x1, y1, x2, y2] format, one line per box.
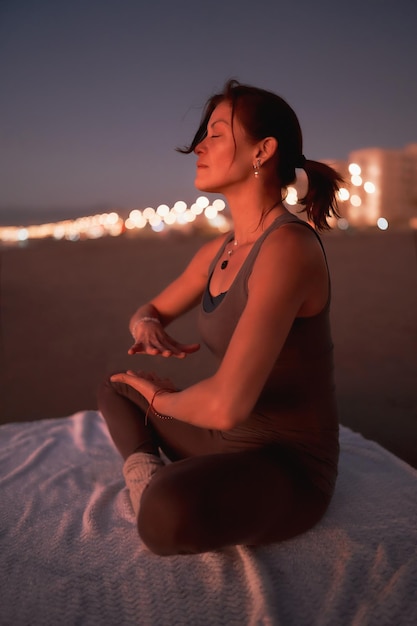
[351, 175, 363, 186]
[285, 187, 298, 206]
[377, 217, 389, 230]
[364, 182, 376, 193]
[338, 188, 350, 201]
[337, 218, 350, 230]
[348, 163, 361, 176]
[196, 196, 209, 209]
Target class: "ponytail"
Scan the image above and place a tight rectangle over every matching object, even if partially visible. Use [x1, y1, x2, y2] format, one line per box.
[298, 159, 343, 231]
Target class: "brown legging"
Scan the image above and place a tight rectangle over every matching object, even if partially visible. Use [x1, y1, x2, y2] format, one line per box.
[97, 377, 330, 555]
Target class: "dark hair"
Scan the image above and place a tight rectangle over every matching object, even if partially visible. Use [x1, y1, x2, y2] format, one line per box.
[179, 80, 343, 230]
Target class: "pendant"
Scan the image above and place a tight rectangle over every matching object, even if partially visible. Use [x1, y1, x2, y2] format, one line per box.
[221, 260, 228, 270]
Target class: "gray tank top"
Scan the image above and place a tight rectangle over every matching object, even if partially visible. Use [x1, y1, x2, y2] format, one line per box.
[198, 213, 339, 494]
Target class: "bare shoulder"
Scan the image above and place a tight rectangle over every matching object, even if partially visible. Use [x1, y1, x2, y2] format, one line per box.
[257, 221, 324, 269]
[248, 221, 328, 315]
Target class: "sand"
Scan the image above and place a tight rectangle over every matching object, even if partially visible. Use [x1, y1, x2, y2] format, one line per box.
[1, 227, 416, 468]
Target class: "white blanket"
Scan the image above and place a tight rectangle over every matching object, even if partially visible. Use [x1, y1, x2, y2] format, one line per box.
[1, 411, 416, 626]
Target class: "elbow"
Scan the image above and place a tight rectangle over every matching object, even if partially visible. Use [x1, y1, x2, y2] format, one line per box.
[211, 401, 248, 431]
[205, 378, 251, 430]
[219, 416, 242, 431]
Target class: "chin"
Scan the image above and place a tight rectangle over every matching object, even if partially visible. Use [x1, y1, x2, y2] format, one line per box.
[194, 179, 221, 194]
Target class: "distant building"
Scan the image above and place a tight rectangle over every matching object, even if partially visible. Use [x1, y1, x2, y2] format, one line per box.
[342, 143, 417, 228]
[287, 144, 417, 230]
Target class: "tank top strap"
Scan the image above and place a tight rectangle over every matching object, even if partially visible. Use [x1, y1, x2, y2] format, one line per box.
[239, 213, 307, 281]
[239, 212, 331, 306]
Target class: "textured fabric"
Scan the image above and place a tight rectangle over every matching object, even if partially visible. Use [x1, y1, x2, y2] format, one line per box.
[1, 412, 416, 625]
[198, 212, 339, 495]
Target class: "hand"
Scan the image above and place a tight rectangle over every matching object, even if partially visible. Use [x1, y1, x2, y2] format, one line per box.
[129, 320, 200, 358]
[110, 370, 176, 401]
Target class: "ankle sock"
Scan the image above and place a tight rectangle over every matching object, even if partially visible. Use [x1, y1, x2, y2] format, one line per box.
[123, 452, 164, 517]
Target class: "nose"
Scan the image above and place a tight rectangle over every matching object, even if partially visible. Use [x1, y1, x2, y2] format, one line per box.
[194, 139, 206, 155]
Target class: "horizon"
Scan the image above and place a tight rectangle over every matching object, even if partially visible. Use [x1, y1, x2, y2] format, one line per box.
[1, 0, 416, 218]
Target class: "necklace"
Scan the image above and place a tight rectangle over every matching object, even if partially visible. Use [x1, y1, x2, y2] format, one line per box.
[220, 240, 238, 270]
[220, 200, 283, 270]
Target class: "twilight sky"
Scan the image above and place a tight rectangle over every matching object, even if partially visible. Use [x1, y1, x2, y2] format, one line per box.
[1, 0, 416, 219]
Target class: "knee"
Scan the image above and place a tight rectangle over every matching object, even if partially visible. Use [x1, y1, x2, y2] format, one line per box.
[96, 375, 128, 412]
[137, 477, 207, 556]
[96, 376, 114, 403]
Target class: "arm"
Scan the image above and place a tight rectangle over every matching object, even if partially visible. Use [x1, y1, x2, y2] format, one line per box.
[128, 234, 229, 358]
[116, 225, 328, 428]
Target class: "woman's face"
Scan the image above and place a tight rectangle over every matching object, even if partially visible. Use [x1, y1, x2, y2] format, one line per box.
[194, 100, 257, 194]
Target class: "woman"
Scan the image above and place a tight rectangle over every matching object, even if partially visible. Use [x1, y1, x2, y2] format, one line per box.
[98, 80, 342, 556]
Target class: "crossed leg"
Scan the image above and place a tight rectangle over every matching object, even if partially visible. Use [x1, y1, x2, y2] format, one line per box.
[97, 376, 329, 555]
[138, 447, 329, 555]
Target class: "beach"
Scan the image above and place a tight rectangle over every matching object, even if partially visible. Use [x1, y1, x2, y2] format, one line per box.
[1, 227, 416, 468]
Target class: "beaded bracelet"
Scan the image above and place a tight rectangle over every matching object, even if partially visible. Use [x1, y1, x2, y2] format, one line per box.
[144, 388, 174, 425]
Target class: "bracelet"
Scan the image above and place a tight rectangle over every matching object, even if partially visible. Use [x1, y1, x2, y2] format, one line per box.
[132, 316, 161, 338]
[144, 388, 174, 425]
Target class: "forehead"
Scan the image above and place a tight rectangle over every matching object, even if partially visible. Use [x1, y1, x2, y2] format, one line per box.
[209, 100, 233, 126]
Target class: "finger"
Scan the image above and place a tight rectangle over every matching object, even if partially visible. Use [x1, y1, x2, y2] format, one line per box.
[128, 342, 146, 355]
[148, 338, 178, 356]
[110, 372, 129, 383]
[157, 338, 200, 357]
[126, 369, 147, 377]
[175, 342, 201, 354]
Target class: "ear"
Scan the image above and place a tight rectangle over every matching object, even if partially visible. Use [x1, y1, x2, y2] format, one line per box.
[255, 137, 278, 163]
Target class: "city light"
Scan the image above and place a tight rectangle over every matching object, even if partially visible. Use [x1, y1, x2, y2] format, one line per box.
[285, 187, 298, 206]
[2, 142, 416, 247]
[338, 188, 350, 201]
[364, 181, 376, 193]
[348, 163, 361, 176]
[0, 197, 232, 245]
[377, 217, 389, 230]
[337, 218, 350, 231]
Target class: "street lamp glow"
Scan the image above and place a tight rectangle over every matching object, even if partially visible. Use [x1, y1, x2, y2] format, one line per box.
[348, 163, 361, 176]
[129, 209, 142, 220]
[149, 214, 162, 227]
[212, 198, 226, 211]
[364, 181, 376, 193]
[204, 205, 218, 219]
[338, 188, 350, 201]
[337, 218, 349, 230]
[156, 204, 170, 217]
[173, 200, 187, 214]
[183, 210, 196, 222]
[190, 202, 204, 215]
[196, 196, 210, 209]
[143, 207, 155, 220]
[377, 217, 388, 230]
[163, 212, 176, 225]
[286, 186, 298, 206]
[17, 228, 29, 241]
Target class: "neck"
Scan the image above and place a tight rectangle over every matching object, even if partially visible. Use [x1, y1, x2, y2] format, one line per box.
[224, 186, 287, 244]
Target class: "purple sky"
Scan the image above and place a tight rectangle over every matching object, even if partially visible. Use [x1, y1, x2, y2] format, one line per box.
[1, 0, 416, 218]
